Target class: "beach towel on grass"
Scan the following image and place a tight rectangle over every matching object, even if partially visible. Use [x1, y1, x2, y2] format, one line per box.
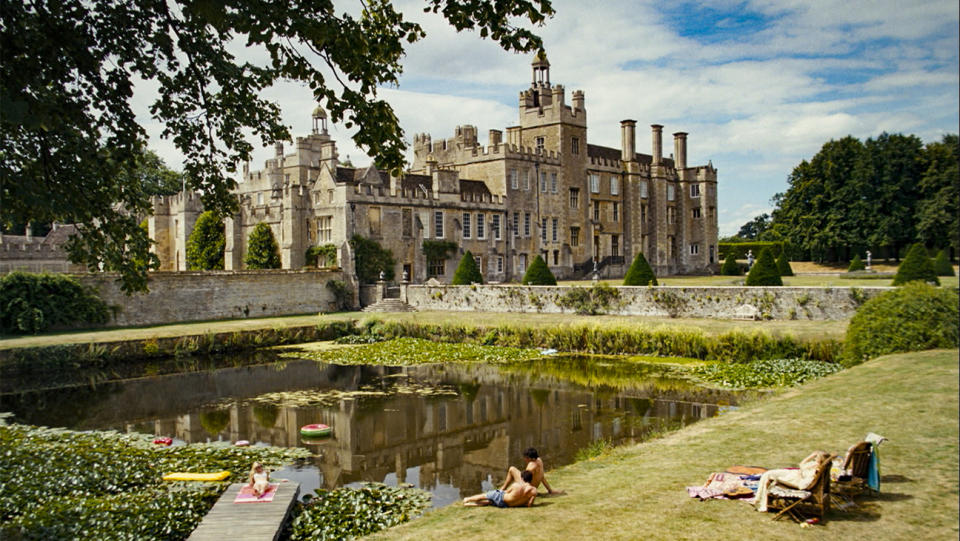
[234, 484, 279, 503]
[686, 473, 757, 500]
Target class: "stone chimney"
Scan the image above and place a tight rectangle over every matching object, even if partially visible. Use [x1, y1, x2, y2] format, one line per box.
[572, 90, 585, 112]
[673, 132, 688, 170]
[651, 124, 663, 166]
[274, 141, 284, 158]
[489, 129, 503, 147]
[620, 120, 636, 162]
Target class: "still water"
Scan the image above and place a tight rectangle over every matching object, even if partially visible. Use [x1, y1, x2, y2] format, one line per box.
[1, 353, 748, 508]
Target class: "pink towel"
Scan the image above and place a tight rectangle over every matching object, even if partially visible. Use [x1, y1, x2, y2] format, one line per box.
[234, 484, 278, 503]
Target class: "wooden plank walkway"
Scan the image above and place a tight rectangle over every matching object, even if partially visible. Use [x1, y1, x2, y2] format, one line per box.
[188, 482, 300, 541]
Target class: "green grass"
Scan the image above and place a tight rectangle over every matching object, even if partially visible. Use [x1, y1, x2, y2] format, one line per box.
[370, 349, 959, 541]
[562, 275, 960, 288]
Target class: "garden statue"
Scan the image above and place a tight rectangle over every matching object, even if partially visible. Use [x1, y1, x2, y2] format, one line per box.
[379, 270, 386, 282]
[866, 250, 872, 270]
[746, 250, 754, 269]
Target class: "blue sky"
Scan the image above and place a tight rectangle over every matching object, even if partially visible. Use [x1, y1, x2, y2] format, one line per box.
[141, 0, 960, 236]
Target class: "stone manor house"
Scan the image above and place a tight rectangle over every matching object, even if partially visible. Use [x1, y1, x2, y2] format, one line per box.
[150, 54, 719, 283]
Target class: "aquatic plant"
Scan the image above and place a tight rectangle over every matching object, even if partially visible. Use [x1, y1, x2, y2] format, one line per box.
[289, 483, 431, 541]
[285, 337, 539, 365]
[690, 358, 842, 388]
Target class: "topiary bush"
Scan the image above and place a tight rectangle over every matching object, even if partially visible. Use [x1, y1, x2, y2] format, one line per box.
[0, 272, 110, 334]
[522, 255, 556, 285]
[843, 282, 958, 365]
[185, 211, 225, 270]
[892, 243, 939, 285]
[745, 247, 782, 286]
[933, 249, 955, 277]
[452, 251, 483, 285]
[776, 251, 794, 276]
[245, 222, 281, 269]
[848, 254, 865, 272]
[623, 252, 658, 286]
[720, 251, 741, 276]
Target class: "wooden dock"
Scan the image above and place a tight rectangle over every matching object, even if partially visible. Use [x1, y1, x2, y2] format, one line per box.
[188, 482, 300, 541]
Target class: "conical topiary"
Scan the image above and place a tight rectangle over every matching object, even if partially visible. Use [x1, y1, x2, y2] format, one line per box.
[522, 255, 557, 285]
[720, 251, 740, 275]
[245, 222, 281, 269]
[933, 249, 955, 277]
[776, 251, 794, 276]
[745, 246, 782, 286]
[893, 243, 939, 286]
[186, 211, 225, 270]
[848, 254, 866, 272]
[623, 251, 658, 286]
[451, 250, 483, 285]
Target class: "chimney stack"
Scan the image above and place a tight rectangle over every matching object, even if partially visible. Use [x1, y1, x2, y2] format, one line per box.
[651, 124, 663, 166]
[572, 90, 585, 112]
[489, 129, 503, 147]
[620, 120, 636, 162]
[673, 132, 687, 170]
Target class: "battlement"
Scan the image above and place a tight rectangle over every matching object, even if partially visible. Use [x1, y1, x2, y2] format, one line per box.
[151, 191, 204, 215]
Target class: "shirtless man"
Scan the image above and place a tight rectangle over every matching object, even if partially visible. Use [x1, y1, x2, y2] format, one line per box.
[500, 447, 564, 495]
[463, 470, 537, 508]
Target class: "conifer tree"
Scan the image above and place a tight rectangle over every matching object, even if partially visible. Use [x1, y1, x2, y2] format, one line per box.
[933, 249, 955, 277]
[245, 222, 281, 269]
[623, 252, 658, 286]
[848, 254, 866, 272]
[720, 251, 741, 276]
[776, 251, 794, 276]
[186, 211, 225, 270]
[522, 255, 557, 285]
[745, 246, 783, 286]
[451, 251, 483, 285]
[893, 243, 939, 285]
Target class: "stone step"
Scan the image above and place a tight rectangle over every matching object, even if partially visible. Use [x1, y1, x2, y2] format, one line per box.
[361, 299, 417, 312]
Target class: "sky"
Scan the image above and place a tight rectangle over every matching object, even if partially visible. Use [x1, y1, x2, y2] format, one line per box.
[140, 0, 960, 237]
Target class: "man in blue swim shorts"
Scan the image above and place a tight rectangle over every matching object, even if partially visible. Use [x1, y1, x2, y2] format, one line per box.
[463, 470, 537, 508]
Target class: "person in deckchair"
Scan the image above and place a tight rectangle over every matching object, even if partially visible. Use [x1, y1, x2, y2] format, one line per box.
[754, 450, 830, 512]
[499, 447, 564, 495]
[463, 470, 537, 507]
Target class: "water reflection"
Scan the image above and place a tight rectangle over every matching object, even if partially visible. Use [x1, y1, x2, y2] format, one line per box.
[0, 356, 750, 508]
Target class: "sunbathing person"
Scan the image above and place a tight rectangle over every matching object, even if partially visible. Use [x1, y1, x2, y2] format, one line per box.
[500, 447, 564, 495]
[463, 470, 537, 508]
[754, 450, 831, 512]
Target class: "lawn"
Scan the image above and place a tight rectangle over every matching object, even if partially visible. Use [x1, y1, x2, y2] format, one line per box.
[370, 349, 960, 541]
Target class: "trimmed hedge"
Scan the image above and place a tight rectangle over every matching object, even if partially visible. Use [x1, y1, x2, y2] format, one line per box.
[776, 252, 794, 276]
[892, 243, 939, 286]
[933, 249, 955, 277]
[848, 254, 866, 272]
[720, 251, 741, 276]
[185, 211, 225, 270]
[745, 247, 783, 286]
[719, 242, 783, 260]
[522, 255, 556, 285]
[452, 251, 483, 285]
[623, 252, 658, 286]
[0, 272, 110, 334]
[843, 282, 958, 365]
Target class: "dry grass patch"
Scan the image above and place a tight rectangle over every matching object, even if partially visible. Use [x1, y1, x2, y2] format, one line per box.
[371, 349, 959, 541]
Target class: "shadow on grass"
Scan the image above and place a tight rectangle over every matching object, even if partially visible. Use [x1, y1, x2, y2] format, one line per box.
[828, 491, 915, 523]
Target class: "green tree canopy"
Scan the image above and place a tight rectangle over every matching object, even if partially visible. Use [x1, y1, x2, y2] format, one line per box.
[522, 255, 556, 285]
[1, 0, 554, 292]
[720, 251, 741, 276]
[245, 223, 281, 270]
[745, 247, 783, 286]
[185, 211, 225, 270]
[452, 251, 484, 285]
[892, 243, 938, 286]
[736, 213, 770, 240]
[916, 134, 959, 251]
[623, 252, 657, 286]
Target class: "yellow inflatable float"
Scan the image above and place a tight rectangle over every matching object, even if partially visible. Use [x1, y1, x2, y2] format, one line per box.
[162, 471, 231, 481]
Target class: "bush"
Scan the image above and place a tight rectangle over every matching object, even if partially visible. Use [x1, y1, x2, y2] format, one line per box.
[245, 222, 281, 269]
[452, 251, 483, 285]
[522, 255, 556, 285]
[720, 251, 741, 276]
[892, 243, 939, 285]
[305, 244, 337, 268]
[848, 254, 866, 272]
[933, 249, 955, 276]
[843, 282, 958, 365]
[745, 247, 782, 286]
[350, 235, 395, 283]
[776, 251, 794, 276]
[0, 272, 110, 334]
[718, 242, 783, 260]
[185, 211, 225, 270]
[623, 252, 658, 286]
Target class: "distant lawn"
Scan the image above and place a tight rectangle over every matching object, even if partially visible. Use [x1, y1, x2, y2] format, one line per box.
[370, 349, 960, 541]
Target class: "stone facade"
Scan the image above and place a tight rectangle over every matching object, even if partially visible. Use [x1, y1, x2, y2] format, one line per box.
[151, 54, 718, 282]
[0, 226, 86, 274]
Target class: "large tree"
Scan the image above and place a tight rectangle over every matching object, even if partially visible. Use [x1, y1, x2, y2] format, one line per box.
[736, 213, 770, 240]
[0, 0, 554, 292]
[916, 134, 959, 252]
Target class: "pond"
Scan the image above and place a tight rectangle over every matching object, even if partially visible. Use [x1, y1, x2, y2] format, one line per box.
[0, 351, 751, 508]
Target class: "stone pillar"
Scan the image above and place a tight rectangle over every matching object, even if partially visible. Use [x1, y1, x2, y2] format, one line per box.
[673, 132, 687, 170]
[651, 124, 663, 166]
[620, 120, 636, 162]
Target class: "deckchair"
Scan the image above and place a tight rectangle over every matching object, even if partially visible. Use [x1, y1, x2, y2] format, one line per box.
[832, 441, 872, 502]
[767, 453, 834, 523]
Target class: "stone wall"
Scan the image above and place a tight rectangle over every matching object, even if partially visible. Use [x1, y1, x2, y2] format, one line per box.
[78, 270, 344, 327]
[404, 284, 890, 320]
